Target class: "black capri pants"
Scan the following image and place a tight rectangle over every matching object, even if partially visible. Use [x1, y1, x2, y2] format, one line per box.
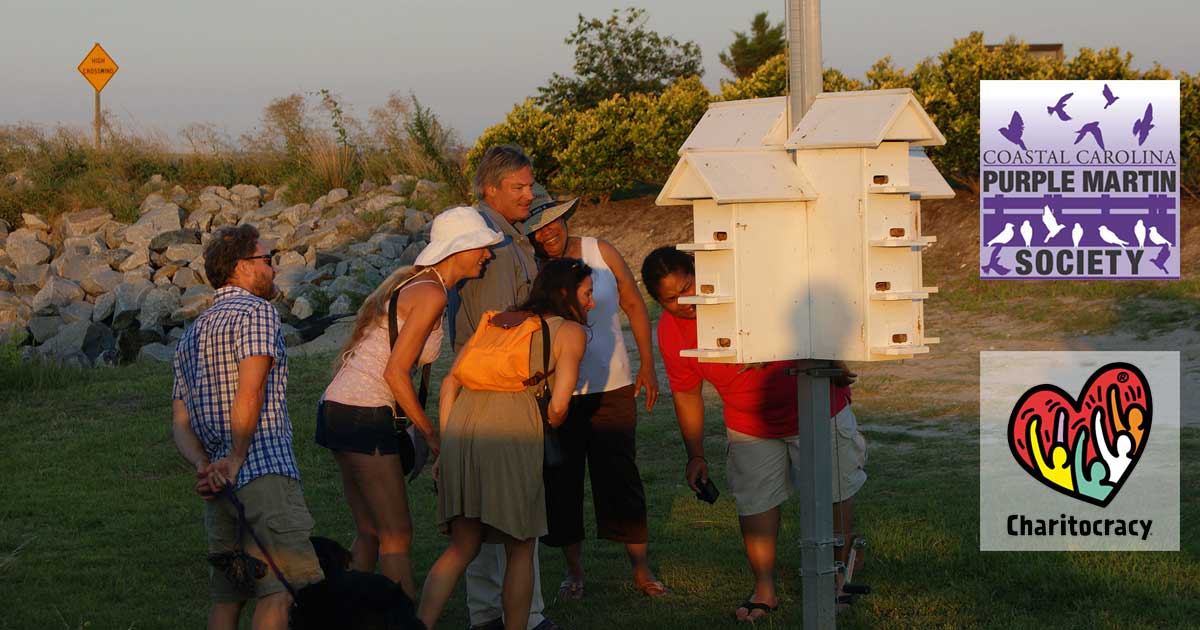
[542, 384, 649, 547]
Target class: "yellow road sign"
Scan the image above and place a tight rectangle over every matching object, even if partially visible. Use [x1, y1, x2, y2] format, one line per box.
[78, 42, 118, 92]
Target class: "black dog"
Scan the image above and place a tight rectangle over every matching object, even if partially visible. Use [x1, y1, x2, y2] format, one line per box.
[291, 536, 425, 630]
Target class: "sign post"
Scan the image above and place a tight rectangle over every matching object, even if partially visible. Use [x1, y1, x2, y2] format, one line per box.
[77, 42, 119, 150]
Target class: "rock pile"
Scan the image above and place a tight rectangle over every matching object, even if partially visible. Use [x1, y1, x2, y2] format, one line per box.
[0, 175, 448, 366]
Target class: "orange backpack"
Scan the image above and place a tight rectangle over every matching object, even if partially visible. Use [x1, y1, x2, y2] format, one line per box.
[453, 311, 552, 392]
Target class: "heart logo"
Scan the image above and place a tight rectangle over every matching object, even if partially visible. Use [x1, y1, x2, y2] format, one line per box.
[1007, 362, 1151, 507]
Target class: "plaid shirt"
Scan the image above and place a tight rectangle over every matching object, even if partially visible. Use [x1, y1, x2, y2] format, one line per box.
[172, 286, 298, 488]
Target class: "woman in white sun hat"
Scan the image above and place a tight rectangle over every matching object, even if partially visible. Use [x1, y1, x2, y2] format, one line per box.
[316, 206, 502, 596]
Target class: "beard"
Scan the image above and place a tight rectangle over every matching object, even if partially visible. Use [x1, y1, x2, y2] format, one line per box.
[252, 270, 277, 300]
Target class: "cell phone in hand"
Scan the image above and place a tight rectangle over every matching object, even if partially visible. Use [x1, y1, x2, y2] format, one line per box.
[694, 476, 719, 504]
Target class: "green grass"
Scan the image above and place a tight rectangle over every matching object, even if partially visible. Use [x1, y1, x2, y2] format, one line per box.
[1, 349, 1197, 629]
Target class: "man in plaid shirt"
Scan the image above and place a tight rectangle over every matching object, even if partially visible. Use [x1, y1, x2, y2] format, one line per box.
[171, 224, 322, 630]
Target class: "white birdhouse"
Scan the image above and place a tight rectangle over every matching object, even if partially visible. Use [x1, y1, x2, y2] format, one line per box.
[656, 88, 954, 363]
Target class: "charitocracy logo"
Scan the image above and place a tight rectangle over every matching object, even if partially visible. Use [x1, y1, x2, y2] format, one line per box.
[979, 352, 1179, 552]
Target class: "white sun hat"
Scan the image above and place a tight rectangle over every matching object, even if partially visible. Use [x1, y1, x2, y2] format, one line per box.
[414, 206, 505, 266]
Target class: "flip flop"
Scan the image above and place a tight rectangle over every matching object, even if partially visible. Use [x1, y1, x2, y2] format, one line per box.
[634, 578, 670, 597]
[557, 577, 584, 601]
[735, 599, 779, 621]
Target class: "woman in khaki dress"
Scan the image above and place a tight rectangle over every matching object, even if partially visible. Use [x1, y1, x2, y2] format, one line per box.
[419, 258, 594, 630]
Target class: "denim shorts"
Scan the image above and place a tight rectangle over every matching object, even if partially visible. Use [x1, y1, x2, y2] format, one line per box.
[315, 400, 414, 471]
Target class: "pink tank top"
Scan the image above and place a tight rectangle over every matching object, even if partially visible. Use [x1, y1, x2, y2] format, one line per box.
[323, 278, 444, 409]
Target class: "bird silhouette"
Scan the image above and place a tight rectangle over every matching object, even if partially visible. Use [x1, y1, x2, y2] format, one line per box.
[981, 246, 1010, 276]
[1046, 92, 1073, 120]
[1151, 245, 1171, 273]
[1072, 223, 1084, 248]
[1148, 226, 1170, 246]
[1134, 219, 1146, 248]
[1098, 225, 1128, 248]
[1132, 103, 1155, 146]
[1074, 121, 1105, 150]
[1020, 220, 1033, 247]
[1102, 84, 1119, 109]
[999, 111, 1027, 150]
[986, 222, 1015, 246]
[1041, 206, 1066, 242]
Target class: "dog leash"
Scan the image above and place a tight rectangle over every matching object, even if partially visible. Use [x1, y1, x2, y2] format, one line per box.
[219, 485, 300, 599]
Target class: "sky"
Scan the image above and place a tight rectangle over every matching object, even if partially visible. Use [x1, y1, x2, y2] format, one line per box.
[2, 0, 1197, 146]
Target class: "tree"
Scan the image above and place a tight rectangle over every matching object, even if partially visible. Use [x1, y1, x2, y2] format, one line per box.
[536, 7, 703, 113]
[719, 12, 785, 79]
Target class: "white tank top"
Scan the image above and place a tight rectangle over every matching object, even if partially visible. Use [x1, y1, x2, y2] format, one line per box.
[323, 278, 444, 409]
[575, 237, 633, 394]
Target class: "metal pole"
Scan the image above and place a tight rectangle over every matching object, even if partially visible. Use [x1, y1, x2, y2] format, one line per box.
[94, 90, 101, 151]
[793, 360, 837, 630]
[786, 0, 823, 130]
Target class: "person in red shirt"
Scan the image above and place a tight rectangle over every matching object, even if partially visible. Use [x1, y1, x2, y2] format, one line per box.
[641, 247, 867, 620]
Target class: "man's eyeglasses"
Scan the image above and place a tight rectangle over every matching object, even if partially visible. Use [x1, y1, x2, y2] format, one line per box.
[241, 252, 276, 264]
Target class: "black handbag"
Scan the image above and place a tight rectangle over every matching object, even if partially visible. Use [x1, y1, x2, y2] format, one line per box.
[535, 317, 565, 468]
[388, 282, 433, 481]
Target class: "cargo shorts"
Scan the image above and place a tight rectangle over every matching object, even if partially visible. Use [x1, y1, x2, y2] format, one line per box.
[204, 474, 324, 602]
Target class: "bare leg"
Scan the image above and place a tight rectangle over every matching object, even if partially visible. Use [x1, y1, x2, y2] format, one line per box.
[502, 538, 536, 630]
[337, 450, 416, 596]
[736, 507, 781, 621]
[207, 601, 242, 630]
[251, 592, 292, 630]
[419, 517, 484, 629]
[561, 542, 584, 585]
[335, 451, 379, 573]
[832, 498, 855, 596]
[626, 542, 653, 583]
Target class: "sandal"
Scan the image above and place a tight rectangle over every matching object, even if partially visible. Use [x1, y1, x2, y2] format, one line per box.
[557, 577, 584, 601]
[634, 578, 670, 597]
[735, 599, 779, 621]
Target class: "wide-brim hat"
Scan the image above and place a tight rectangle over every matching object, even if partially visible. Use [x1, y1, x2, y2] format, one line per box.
[522, 184, 579, 235]
[414, 206, 504, 266]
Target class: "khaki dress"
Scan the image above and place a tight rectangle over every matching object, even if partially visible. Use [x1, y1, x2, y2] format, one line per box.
[437, 316, 564, 541]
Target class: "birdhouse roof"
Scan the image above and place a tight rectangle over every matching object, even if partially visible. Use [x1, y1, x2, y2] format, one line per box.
[786, 89, 946, 149]
[679, 97, 788, 152]
[908, 148, 955, 199]
[656, 149, 817, 206]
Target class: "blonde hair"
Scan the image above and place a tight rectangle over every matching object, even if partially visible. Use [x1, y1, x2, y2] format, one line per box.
[332, 264, 422, 372]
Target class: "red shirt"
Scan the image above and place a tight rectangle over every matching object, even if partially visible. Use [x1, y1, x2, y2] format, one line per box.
[656, 312, 851, 439]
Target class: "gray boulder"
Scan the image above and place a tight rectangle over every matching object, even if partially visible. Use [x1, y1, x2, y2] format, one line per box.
[61, 234, 108, 257]
[12, 264, 49, 296]
[60, 301, 94, 324]
[99, 247, 132, 268]
[62, 208, 113, 237]
[0, 291, 32, 340]
[27, 315, 64, 343]
[138, 286, 182, 328]
[39, 320, 115, 365]
[163, 243, 203, 266]
[327, 188, 350, 204]
[359, 193, 405, 214]
[92, 291, 116, 322]
[81, 269, 123, 296]
[149, 228, 202, 253]
[112, 278, 155, 329]
[273, 249, 306, 269]
[6, 229, 51, 266]
[291, 295, 315, 320]
[398, 241, 426, 266]
[329, 294, 354, 316]
[377, 234, 411, 259]
[0, 267, 12, 292]
[184, 207, 215, 231]
[403, 209, 427, 233]
[273, 265, 308, 301]
[290, 315, 356, 356]
[280, 323, 305, 347]
[117, 247, 150, 273]
[138, 341, 177, 363]
[59, 255, 112, 288]
[32, 276, 85, 315]
[172, 268, 202, 289]
[124, 203, 185, 246]
[278, 203, 313, 227]
[173, 284, 214, 321]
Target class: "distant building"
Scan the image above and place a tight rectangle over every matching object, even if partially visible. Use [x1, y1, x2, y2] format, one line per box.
[987, 42, 1064, 61]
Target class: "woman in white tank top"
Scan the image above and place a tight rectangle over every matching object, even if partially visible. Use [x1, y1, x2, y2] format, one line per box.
[523, 192, 668, 598]
[315, 207, 501, 596]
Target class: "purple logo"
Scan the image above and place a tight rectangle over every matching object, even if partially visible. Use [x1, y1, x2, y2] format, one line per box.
[980, 80, 1180, 280]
